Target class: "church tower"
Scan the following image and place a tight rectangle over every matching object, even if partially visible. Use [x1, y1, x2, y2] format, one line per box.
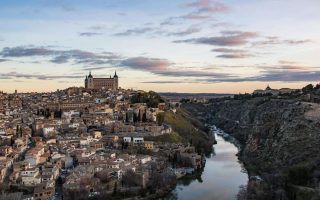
[113, 71, 118, 90]
[87, 71, 94, 89]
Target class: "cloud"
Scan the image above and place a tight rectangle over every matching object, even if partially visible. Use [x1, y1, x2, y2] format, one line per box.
[159, 17, 185, 27]
[211, 22, 234, 28]
[181, 12, 211, 20]
[114, 27, 156, 36]
[258, 62, 315, 71]
[160, 13, 206, 25]
[50, 55, 70, 64]
[121, 56, 231, 78]
[185, 0, 229, 14]
[212, 48, 248, 53]
[114, 25, 200, 38]
[0, 72, 83, 80]
[1, 47, 231, 79]
[251, 71, 320, 82]
[167, 27, 201, 36]
[253, 36, 311, 46]
[174, 31, 258, 46]
[0, 59, 8, 63]
[180, 0, 229, 20]
[88, 25, 105, 30]
[284, 39, 311, 44]
[160, 17, 181, 26]
[127, 61, 320, 83]
[121, 57, 172, 71]
[212, 48, 253, 59]
[200, 62, 320, 82]
[2, 45, 319, 83]
[217, 53, 253, 59]
[141, 80, 188, 84]
[1, 46, 55, 57]
[79, 32, 103, 37]
[160, 0, 229, 25]
[82, 66, 110, 71]
[0, 46, 121, 65]
[278, 60, 299, 65]
[118, 12, 127, 16]
[200, 72, 320, 83]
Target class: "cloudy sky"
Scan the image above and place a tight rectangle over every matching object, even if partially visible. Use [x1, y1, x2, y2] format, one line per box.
[0, 0, 320, 93]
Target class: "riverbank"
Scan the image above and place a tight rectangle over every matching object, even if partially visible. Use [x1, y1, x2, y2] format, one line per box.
[163, 127, 248, 200]
[182, 99, 320, 200]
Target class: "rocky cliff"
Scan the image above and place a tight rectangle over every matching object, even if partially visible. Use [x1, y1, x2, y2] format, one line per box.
[182, 97, 320, 200]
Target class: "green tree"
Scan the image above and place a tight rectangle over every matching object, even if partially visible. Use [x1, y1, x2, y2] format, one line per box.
[156, 112, 165, 125]
[302, 84, 314, 94]
[287, 165, 311, 186]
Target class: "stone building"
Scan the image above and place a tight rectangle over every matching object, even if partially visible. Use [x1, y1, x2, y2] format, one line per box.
[85, 71, 118, 90]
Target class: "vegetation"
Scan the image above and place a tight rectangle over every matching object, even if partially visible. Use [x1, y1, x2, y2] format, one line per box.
[121, 169, 140, 187]
[302, 84, 314, 94]
[180, 98, 191, 103]
[286, 165, 311, 186]
[162, 109, 213, 154]
[156, 112, 165, 125]
[130, 91, 165, 108]
[95, 170, 111, 183]
[145, 131, 183, 143]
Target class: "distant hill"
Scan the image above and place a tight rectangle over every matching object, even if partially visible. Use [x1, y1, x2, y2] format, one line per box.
[159, 92, 233, 102]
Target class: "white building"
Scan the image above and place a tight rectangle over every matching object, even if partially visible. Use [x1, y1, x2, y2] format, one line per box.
[133, 137, 144, 144]
[43, 127, 55, 137]
[21, 168, 41, 186]
[123, 137, 131, 143]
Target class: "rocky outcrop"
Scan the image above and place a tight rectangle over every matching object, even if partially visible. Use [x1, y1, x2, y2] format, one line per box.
[183, 97, 320, 200]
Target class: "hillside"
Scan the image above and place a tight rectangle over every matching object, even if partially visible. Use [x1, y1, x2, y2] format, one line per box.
[182, 96, 320, 200]
[148, 108, 215, 155]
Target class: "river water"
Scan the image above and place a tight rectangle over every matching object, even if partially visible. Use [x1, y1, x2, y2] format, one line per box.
[163, 132, 248, 200]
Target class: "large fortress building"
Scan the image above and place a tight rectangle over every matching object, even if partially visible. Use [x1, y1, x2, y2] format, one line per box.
[85, 71, 119, 90]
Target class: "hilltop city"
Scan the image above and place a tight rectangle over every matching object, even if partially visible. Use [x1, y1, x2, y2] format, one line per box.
[0, 71, 210, 200]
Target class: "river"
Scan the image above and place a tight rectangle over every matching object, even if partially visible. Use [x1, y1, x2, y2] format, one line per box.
[163, 131, 248, 200]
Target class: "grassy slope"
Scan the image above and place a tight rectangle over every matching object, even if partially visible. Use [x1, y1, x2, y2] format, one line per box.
[145, 131, 182, 143]
[149, 108, 213, 154]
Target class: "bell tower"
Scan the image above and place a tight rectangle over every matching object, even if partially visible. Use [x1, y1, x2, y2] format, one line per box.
[113, 71, 118, 90]
[87, 71, 94, 89]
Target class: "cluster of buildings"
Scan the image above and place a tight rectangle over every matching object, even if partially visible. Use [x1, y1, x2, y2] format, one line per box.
[253, 85, 298, 96]
[0, 72, 202, 200]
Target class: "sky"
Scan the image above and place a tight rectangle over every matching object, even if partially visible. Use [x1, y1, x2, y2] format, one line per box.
[0, 0, 320, 93]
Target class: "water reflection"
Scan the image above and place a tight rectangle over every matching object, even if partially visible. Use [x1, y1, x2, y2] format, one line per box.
[162, 134, 248, 200]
